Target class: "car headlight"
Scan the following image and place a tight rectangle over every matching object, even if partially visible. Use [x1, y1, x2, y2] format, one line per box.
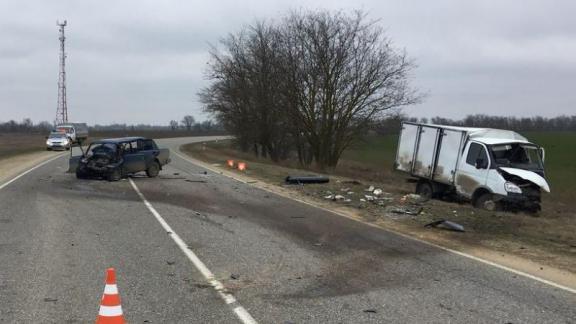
[62, 139, 69, 144]
[46, 140, 51, 145]
[504, 182, 522, 194]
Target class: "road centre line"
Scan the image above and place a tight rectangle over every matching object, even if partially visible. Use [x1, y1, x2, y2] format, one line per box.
[128, 178, 258, 324]
[0, 153, 66, 191]
[171, 149, 576, 295]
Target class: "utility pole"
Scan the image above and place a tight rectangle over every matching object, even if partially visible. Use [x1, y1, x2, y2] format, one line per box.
[55, 20, 68, 126]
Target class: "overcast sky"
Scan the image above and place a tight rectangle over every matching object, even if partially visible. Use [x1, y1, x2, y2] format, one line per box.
[1, 0, 574, 125]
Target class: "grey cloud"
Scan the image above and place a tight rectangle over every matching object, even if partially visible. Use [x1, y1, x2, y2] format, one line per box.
[0, 0, 575, 125]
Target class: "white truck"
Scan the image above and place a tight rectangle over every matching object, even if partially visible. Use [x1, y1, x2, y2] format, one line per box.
[54, 123, 89, 144]
[394, 122, 549, 211]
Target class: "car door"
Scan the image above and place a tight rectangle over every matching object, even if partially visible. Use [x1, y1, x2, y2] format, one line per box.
[122, 142, 146, 173]
[454, 141, 490, 198]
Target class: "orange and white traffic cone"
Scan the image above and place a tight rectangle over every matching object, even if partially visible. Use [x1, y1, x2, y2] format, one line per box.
[96, 268, 126, 324]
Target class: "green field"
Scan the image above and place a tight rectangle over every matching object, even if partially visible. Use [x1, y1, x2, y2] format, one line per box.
[342, 132, 576, 203]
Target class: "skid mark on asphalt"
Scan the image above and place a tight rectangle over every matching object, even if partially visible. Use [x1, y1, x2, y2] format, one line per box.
[129, 178, 258, 324]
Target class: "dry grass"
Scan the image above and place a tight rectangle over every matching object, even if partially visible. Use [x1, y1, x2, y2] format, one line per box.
[0, 133, 47, 160]
[182, 140, 576, 273]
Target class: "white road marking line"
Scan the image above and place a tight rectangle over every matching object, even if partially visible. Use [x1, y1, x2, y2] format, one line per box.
[0, 153, 66, 191]
[129, 178, 258, 324]
[172, 148, 576, 295]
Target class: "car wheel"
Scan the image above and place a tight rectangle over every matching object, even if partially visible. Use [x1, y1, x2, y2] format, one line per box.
[107, 168, 122, 182]
[474, 193, 500, 211]
[76, 166, 88, 179]
[415, 181, 434, 201]
[146, 161, 160, 178]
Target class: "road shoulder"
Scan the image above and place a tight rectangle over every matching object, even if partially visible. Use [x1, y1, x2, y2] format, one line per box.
[175, 145, 576, 293]
[0, 151, 66, 186]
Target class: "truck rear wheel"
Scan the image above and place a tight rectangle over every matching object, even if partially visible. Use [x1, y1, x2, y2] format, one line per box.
[415, 181, 434, 201]
[146, 161, 160, 178]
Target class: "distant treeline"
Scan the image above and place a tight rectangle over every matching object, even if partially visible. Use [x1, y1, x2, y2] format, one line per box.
[374, 114, 576, 135]
[0, 117, 225, 135]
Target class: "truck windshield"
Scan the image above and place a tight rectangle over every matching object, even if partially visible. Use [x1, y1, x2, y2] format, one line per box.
[490, 143, 543, 171]
[49, 133, 67, 139]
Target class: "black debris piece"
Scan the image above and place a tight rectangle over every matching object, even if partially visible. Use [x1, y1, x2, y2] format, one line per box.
[389, 206, 423, 215]
[285, 175, 329, 184]
[230, 274, 240, 280]
[185, 179, 208, 183]
[424, 220, 465, 232]
[363, 309, 377, 313]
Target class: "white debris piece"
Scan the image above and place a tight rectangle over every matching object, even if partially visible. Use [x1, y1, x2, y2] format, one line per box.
[360, 198, 366, 202]
[324, 194, 334, 200]
[334, 195, 345, 200]
[344, 199, 352, 203]
[347, 191, 354, 195]
[365, 185, 375, 192]
[340, 188, 350, 192]
[373, 189, 383, 196]
[364, 195, 375, 201]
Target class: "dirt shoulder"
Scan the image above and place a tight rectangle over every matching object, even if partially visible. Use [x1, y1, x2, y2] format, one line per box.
[179, 141, 576, 291]
[0, 151, 65, 185]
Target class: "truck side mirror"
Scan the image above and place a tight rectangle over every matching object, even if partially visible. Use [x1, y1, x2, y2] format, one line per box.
[539, 147, 545, 163]
[475, 158, 487, 169]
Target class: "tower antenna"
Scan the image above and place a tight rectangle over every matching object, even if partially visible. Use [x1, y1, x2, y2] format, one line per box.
[55, 20, 68, 125]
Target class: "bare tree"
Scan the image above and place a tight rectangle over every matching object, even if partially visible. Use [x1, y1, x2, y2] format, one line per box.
[279, 10, 421, 168]
[181, 115, 195, 131]
[201, 9, 422, 168]
[169, 120, 179, 131]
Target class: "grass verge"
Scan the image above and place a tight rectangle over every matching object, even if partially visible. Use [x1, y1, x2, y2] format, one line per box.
[182, 139, 576, 281]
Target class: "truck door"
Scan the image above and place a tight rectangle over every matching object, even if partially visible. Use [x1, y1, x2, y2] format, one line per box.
[454, 142, 490, 198]
[413, 126, 440, 178]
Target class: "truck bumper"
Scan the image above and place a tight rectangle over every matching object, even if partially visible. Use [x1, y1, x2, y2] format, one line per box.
[498, 193, 541, 211]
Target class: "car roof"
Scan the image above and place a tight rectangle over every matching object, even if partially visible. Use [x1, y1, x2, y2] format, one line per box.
[92, 137, 148, 144]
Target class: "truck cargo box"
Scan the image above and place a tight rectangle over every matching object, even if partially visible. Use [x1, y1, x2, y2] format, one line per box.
[395, 122, 466, 184]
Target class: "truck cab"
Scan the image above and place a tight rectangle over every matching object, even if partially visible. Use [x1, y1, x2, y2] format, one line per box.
[395, 122, 549, 211]
[456, 138, 548, 211]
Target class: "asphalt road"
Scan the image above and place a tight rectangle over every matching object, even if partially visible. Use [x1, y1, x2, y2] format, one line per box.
[0, 136, 574, 323]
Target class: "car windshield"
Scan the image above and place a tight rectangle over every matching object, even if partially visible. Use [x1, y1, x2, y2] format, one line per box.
[49, 133, 67, 139]
[88, 143, 117, 155]
[490, 143, 543, 171]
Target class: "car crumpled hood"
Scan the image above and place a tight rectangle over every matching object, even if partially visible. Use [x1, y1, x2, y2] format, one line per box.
[500, 167, 550, 193]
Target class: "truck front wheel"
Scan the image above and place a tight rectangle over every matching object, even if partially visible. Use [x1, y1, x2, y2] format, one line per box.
[474, 193, 501, 211]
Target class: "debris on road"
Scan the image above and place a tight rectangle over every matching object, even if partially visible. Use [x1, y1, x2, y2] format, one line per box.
[230, 273, 240, 280]
[401, 194, 424, 203]
[424, 220, 465, 232]
[373, 188, 383, 196]
[365, 185, 375, 192]
[285, 175, 330, 184]
[185, 179, 208, 183]
[363, 309, 377, 313]
[387, 206, 423, 215]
